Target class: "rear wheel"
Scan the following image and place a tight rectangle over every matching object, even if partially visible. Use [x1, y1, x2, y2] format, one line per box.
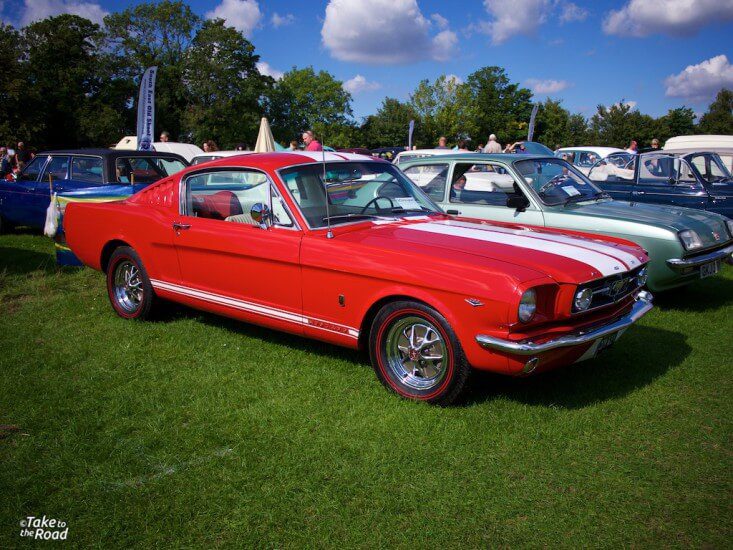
[369, 300, 471, 405]
[106, 246, 157, 320]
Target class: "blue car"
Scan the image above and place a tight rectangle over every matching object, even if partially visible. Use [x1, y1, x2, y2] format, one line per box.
[0, 149, 188, 231]
[588, 151, 733, 218]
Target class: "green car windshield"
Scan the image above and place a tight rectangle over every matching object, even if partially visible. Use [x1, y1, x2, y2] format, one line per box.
[515, 158, 605, 206]
[278, 161, 440, 228]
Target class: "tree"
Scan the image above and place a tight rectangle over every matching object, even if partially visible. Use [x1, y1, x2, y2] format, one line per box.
[534, 99, 571, 149]
[654, 107, 696, 143]
[182, 20, 271, 148]
[265, 67, 353, 145]
[22, 14, 113, 148]
[698, 89, 733, 135]
[464, 67, 534, 145]
[104, 1, 202, 140]
[361, 98, 417, 148]
[0, 25, 39, 146]
[588, 101, 656, 148]
[567, 113, 590, 146]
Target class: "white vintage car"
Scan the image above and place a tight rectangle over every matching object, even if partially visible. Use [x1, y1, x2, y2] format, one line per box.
[190, 150, 256, 166]
[555, 147, 625, 175]
[664, 135, 733, 172]
[393, 148, 473, 165]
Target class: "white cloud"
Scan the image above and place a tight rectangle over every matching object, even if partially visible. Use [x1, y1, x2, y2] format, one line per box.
[321, 0, 457, 64]
[445, 74, 463, 85]
[472, 0, 551, 45]
[664, 54, 733, 102]
[431, 13, 449, 29]
[256, 61, 284, 80]
[603, 0, 733, 37]
[271, 12, 294, 28]
[559, 2, 589, 24]
[525, 78, 571, 94]
[343, 74, 381, 94]
[206, 0, 261, 37]
[20, 0, 107, 26]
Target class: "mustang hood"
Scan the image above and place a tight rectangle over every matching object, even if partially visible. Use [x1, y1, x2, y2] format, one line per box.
[348, 218, 646, 284]
[569, 200, 731, 248]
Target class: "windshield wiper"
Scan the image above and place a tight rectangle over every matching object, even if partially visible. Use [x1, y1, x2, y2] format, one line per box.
[321, 213, 381, 223]
[563, 191, 608, 206]
[390, 205, 434, 214]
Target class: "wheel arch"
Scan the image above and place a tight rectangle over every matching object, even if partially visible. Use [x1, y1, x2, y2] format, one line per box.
[100, 239, 133, 273]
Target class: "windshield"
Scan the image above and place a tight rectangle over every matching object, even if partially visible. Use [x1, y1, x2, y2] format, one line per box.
[116, 156, 187, 183]
[278, 161, 440, 228]
[688, 153, 733, 185]
[514, 158, 605, 206]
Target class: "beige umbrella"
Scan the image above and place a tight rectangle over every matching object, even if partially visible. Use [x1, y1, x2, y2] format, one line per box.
[254, 117, 276, 153]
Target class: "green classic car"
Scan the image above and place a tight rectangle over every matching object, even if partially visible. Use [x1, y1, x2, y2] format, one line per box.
[398, 153, 733, 291]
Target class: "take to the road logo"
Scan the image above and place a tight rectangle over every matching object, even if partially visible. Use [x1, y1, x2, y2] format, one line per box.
[19, 516, 69, 540]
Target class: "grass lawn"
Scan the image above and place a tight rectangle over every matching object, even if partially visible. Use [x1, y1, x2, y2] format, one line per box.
[1, 231, 731, 547]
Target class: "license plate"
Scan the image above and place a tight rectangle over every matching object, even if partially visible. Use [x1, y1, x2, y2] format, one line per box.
[700, 260, 721, 279]
[594, 333, 618, 356]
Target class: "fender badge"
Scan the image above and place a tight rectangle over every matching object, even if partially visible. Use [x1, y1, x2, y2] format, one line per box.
[465, 298, 484, 307]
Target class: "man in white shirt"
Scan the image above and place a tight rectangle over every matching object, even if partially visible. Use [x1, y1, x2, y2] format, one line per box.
[483, 134, 502, 153]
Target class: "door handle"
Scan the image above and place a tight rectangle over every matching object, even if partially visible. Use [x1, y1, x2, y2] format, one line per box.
[172, 222, 191, 231]
[446, 209, 461, 215]
[632, 191, 645, 196]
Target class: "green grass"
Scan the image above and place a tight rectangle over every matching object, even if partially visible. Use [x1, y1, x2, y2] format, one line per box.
[1, 232, 731, 548]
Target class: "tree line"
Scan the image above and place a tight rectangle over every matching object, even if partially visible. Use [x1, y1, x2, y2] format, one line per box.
[0, 0, 730, 152]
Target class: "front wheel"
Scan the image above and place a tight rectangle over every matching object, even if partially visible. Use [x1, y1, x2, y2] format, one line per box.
[106, 246, 157, 320]
[369, 301, 471, 405]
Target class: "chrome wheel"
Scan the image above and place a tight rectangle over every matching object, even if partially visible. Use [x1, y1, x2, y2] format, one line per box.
[113, 260, 143, 313]
[384, 316, 448, 391]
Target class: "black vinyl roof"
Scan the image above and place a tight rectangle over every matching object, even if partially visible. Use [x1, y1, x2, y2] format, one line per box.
[37, 148, 187, 161]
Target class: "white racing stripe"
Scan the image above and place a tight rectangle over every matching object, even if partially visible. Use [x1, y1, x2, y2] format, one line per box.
[150, 279, 359, 339]
[445, 220, 642, 270]
[405, 222, 628, 277]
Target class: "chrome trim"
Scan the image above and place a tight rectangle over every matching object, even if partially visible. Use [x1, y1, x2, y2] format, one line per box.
[475, 291, 653, 355]
[666, 243, 733, 271]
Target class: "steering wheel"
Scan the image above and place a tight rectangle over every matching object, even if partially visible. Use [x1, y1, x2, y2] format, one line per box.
[360, 196, 396, 213]
[538, 174, 567, 195]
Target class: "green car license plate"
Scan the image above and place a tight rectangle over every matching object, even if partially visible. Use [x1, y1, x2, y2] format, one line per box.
[700, 260, 721, 279]
[595, 333, 618, 356]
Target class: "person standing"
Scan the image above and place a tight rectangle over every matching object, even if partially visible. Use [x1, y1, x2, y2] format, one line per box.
[14, 142, 30, 171]
[288, 140, 299, 151]
[159, 131, 170, 143]
[0, 147, 11, 177]
[483, 134, 502, 153]
[436, 136, 449, 149]
[302, 130, 322, 151]
[625, 140, 638, 154]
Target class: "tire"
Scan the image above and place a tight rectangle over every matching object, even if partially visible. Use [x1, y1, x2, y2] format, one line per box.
[369, 300, 471, 405]
[106, 246, 157, 320]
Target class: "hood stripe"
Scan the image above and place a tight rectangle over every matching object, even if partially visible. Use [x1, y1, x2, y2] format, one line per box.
[405, 222, 628, 277]
[445, 220, 641, 270]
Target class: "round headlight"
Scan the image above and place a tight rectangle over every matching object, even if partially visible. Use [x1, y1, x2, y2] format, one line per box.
[637, 267, 648, 287]
[574, 287, 593, 312]
[518, 289, 537, 323]
[679, 229, 703, 250]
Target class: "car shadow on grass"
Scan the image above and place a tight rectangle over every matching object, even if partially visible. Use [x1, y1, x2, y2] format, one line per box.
[652, 272, 733, 312]
[0, 246, 58, 276]
[464, 324, 690, 409]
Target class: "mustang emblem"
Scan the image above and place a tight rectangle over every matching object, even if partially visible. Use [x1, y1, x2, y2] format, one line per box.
[609, 279, 628, 297]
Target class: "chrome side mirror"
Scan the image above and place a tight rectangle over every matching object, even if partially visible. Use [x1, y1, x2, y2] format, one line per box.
[250, 202, 272, 228]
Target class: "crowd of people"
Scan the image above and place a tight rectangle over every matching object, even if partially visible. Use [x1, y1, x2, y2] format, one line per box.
[0, 142, 34, 178]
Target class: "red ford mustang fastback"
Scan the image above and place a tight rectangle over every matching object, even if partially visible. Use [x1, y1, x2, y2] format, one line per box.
[64, 152, 653, 404]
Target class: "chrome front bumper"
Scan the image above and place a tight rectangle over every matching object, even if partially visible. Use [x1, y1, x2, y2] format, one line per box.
[475, 291, 653, 355]
[666, 243, 733, 272]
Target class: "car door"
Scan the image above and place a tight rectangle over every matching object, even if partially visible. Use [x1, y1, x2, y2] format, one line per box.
[588, 154, 635, 201]
[445, 161, 545, 225]
[172, 168, 304, 334]
[631, 155, 707, 210]
[401, 162, 450, 209]
[0, 155, 47, 226]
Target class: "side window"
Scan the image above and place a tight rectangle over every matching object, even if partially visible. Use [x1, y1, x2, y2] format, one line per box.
[70, 156, 104, 184]
[17, 156, 44, 181]
[449, 163, 523, 207]
[402, 163, 448, 202]
[576, 151, 599, 167]
[40, 156, 69, 181]
[183, 170, 293, 227]
[638, 156, 673, 185]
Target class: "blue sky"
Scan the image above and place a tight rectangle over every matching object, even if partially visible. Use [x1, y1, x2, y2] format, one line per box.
[3, 0, 733, 121]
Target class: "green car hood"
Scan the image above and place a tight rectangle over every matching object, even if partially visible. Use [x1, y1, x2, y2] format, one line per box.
[558, 200, 731, 248]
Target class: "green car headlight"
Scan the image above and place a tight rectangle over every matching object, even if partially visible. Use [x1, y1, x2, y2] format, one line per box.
[678, 230, 703, 250]
[636, 267, 648, 287]
[573, 287, 593, 312]
[518, 289, 537, 323]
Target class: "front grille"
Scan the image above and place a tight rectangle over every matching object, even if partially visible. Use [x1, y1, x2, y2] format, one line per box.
[573, 265, 645, 313]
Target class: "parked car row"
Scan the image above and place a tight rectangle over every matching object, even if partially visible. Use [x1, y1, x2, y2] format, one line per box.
[2, 141, 731, 405]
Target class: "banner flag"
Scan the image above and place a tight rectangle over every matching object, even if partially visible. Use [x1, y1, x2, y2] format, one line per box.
[408, 119, 415, 149]
[527, 104, 539, 141]
[136, 66, 157, 151]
